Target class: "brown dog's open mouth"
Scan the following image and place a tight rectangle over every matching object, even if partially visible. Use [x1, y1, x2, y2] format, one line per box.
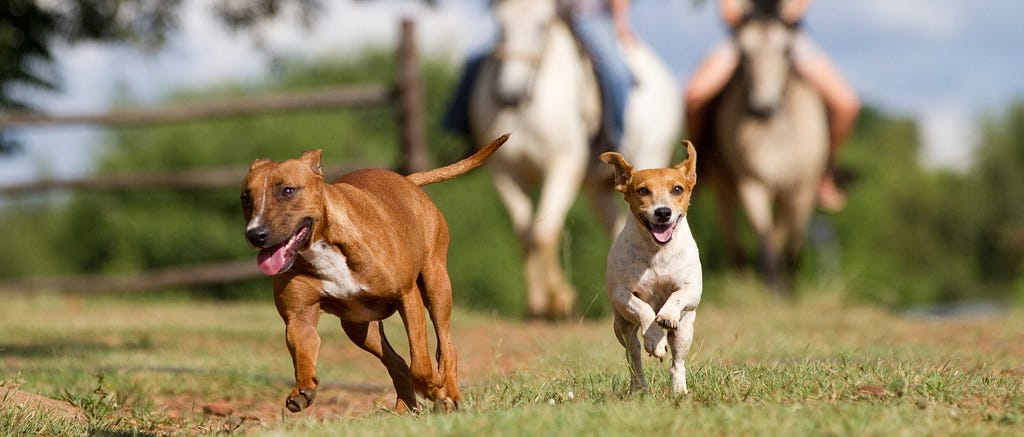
[256, 219, 312, 276]
[643, 216, 680, 244]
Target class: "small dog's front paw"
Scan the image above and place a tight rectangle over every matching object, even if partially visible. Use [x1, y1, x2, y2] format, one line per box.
[643, 328, 667, 359]
[656, 312, 680, 330]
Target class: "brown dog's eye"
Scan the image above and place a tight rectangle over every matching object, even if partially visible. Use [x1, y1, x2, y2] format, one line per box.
[281, 187, 297, 198]
[672, 185, 684, 195]
[637, 187, 650, 196]
[240, 192, 252, 209]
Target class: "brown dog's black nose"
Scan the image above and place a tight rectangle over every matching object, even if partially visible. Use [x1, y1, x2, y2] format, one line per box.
[654, 207, 672, 223]
[246, 227, 270, 247]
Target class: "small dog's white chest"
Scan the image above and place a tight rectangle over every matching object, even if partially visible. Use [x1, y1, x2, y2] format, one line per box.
[302, 240, 365, 299]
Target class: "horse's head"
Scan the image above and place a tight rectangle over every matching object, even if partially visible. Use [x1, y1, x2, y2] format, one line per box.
[491, 0, 558, 106]
[734, 11, 798, 117]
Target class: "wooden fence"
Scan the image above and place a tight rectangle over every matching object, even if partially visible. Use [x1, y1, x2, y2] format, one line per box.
[0, 19, 428, 294]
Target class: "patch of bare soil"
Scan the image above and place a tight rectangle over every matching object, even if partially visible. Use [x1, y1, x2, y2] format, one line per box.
[1, 387, 88, 425]
[158, 387, 394, 434]
[150, 317, 608, 433]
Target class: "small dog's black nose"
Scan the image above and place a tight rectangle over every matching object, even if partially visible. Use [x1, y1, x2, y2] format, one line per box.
[654, 207, 673, 223]
[246, 227, 270, 247]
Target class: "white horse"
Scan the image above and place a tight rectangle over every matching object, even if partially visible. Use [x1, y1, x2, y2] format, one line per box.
[469, 0, 681, 319]
[707, 10, 828, 292]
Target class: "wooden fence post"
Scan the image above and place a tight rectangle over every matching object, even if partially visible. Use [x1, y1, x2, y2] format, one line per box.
[397, 18, 429, 174]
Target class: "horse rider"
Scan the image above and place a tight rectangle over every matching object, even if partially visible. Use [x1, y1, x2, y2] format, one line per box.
[443, 0, 637, 152]
[684, 0, 860, 212]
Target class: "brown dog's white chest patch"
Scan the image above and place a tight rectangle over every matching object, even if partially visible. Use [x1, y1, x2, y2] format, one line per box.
[302, 240, 366, 299]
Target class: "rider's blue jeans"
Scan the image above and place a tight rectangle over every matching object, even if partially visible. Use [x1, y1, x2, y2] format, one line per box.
[570, 11, 632, 149]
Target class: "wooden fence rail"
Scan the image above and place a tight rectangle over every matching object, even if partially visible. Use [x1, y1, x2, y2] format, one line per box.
[0, 164, 362, 195]
[0, 85, 392, 129]
[0, 19, 427, 294]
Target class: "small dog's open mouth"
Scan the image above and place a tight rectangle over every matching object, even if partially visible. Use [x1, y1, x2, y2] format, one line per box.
[256, 219, 312, 275]
[644, 216, 680, 244]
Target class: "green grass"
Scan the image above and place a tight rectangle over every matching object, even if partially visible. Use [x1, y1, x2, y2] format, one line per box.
[1, 282, 1022, 435]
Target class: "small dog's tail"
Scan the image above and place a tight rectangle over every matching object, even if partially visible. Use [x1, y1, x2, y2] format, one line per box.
[406, 133, 510, 186]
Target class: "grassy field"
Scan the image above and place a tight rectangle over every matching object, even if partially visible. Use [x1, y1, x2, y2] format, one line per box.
[1, 280, 1022, 436]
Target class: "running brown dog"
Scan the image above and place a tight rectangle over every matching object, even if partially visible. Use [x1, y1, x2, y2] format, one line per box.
[240, 134, 509, 412]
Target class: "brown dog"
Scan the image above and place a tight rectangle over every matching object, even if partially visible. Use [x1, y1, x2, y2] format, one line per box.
[240, 134, 508, 412]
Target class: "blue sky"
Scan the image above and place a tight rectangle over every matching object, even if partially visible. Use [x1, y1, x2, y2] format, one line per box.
[3, 0, 1023, 184]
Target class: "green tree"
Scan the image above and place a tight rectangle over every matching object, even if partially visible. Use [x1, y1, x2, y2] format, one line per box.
[973, 101, 1024, 299]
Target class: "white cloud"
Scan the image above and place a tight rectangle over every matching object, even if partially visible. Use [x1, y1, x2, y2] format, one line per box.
[848, 0, 964, 40]
[919, 105, 978, 171]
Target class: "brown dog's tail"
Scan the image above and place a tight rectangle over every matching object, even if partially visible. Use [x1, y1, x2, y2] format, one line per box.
[406, 133, 510, 186]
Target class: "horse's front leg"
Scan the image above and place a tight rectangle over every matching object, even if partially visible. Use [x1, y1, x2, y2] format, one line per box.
[528, 153, 587, 319]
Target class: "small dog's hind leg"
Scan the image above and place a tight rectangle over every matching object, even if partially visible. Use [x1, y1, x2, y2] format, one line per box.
[614, 313, 649, 392]
[668, 310, 697, 394]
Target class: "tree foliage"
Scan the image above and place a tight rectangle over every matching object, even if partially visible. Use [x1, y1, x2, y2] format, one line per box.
[973, 102, 1024, 298]
[0, 0, 327, 116]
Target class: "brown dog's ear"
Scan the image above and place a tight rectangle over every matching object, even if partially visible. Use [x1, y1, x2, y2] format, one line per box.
[250, 158, 272, 171]
[299, 149, 323, 176]
[675, 140, 697, 185]
[600, 152, 633, 193]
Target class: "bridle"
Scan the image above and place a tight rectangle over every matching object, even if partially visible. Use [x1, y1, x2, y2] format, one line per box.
[733, 13, 799, 117]
[489, 16, 560, 106]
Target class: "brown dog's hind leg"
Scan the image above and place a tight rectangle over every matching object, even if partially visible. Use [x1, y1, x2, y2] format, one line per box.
[418, 256, 462, 410]
[340, 320, 418, 412]
[397, 287, 447, 406]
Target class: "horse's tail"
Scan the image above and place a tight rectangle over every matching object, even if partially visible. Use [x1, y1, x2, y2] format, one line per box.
[406, 134, 510, 186]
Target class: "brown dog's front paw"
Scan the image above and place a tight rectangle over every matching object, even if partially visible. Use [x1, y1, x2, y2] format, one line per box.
[285, 387, 317, 412]
[435, 396, 460, 412]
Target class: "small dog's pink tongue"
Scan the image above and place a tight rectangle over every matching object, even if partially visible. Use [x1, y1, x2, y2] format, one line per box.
[650, 221, 677, 244]
[257, 242, 290, 276]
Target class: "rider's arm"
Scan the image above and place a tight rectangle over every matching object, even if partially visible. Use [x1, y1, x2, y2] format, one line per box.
[781, 0, 811, 24]
[719, 0, 744, 28]
[610, 0, 635, 44]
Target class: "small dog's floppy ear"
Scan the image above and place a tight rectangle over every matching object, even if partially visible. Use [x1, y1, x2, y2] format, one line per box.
[675, 140, 697, 184]
[250, 158, 272, 171]
[299, 149, 323, 176]
[600, 152, 633, 193]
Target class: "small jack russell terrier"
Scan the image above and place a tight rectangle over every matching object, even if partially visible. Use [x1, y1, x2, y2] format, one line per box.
[600, 141, 702, 394]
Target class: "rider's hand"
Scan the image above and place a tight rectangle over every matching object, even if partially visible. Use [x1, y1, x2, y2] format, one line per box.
[615, 17, 636, 46]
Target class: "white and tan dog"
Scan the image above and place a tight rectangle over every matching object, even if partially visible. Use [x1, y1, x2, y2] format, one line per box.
[600, 141, 702, 394]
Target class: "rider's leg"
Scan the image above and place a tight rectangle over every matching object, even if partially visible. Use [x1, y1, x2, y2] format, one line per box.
[572, 12, 633, 149]
[442, 53, 487, 137]
[683, 41, 739, 149]
[792, 34, 860, 211]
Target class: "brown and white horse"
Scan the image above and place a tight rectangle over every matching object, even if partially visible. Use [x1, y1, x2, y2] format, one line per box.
[708, 7, 828, 292]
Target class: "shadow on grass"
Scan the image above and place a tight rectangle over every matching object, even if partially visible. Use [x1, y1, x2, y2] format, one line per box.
[0, 339, 153, 358]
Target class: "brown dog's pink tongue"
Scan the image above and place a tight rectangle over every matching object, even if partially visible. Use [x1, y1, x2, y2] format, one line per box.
[257, 242, 289, 276]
